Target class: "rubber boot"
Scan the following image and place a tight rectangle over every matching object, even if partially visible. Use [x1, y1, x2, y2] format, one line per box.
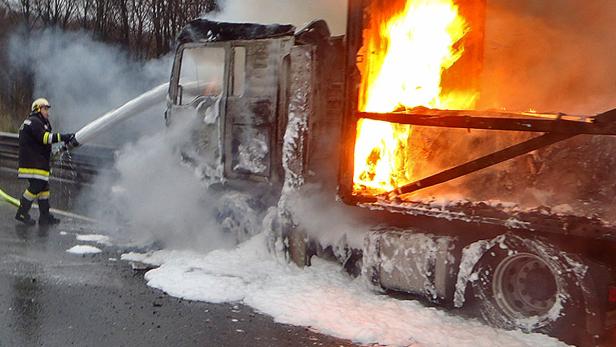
[38, 199, 60, 225]
[15, 197, 36, 226]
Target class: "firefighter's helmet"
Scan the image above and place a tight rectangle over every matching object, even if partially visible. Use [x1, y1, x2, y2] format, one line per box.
[31, 98, 51, 113]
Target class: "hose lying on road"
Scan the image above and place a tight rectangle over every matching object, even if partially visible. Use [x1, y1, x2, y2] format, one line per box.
[0, 187, 98, 223]
[0, 187, 19, 207]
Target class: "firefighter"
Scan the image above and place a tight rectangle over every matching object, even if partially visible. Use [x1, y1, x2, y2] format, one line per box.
[15, 98, 77, 225]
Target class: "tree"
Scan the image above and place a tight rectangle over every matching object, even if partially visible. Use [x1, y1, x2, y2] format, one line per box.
[0, 0, 220, 129]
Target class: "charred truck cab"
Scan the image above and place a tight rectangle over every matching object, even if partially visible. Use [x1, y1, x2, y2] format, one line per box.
[165, 8, 616, 347]
[166, 20, 295, 189]
[165, 19, 345, 242]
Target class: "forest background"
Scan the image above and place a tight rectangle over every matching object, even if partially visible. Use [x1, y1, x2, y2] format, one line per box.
[0, 0, 217, 131]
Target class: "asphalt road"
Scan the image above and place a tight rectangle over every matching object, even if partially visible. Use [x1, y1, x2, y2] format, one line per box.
[0, 180, 356, 346]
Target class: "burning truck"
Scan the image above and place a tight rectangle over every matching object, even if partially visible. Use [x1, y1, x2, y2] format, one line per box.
[163, 0, 616, 345]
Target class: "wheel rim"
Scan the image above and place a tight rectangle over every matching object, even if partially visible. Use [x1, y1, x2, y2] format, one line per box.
[492, 252, 560, 320]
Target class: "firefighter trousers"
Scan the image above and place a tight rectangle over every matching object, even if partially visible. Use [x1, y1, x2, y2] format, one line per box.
[18, 178, 50, 216]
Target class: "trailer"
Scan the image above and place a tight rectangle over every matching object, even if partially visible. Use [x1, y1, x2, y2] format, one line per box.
[164, 3, 616, 345]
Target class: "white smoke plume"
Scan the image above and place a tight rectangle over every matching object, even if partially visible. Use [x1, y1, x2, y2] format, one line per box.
[8, 29, 172, 146]
[208, 0, 348, 35]
[5, 29, 234, 250]
[88, 114, 235, 251]
[286, 184, 371, 252]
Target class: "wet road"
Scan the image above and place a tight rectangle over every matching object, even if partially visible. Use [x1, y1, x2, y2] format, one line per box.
[0, 180, 356, 346]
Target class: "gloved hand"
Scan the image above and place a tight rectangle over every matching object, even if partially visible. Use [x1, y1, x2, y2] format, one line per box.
[61, 133, 79, 148]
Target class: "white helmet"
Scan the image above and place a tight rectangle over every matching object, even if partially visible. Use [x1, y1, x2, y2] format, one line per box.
[31, 98, 51, 113]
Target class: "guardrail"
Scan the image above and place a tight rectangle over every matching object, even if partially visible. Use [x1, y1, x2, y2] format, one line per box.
[0, 132, 115, 183]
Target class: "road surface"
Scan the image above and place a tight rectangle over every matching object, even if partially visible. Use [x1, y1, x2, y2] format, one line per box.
[0, 174, 356, 346]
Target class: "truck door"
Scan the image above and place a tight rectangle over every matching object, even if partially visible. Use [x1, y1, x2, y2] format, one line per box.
[167, 43, 228, 182]
[223, 38, 294, 183]
[167, 37, 294, 184]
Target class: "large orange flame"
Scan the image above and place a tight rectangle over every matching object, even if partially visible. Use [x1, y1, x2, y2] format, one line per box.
[354, 0, 479, 194]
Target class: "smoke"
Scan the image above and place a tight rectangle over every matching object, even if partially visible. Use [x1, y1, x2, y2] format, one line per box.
[480, 0, 616, 114]
[86, 112, 235, 251]
[8, 29, 172, 146]
[5, 29, 237, 250]
[208, 0, 348, 35]
[286, 184, 370, 252]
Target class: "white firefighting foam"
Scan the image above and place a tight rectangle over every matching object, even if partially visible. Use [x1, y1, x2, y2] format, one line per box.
[66, 245, 102, 254]
[121, 233, 569, 347]
[75, 234, 112, 246]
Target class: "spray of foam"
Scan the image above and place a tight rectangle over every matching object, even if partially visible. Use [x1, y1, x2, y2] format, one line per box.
[8, 29, 172, 146]
[6, 28, 234, 251]
[208, 0, 348, 35]
[88, 112, 235, 251]
[74, 82, 169, 145]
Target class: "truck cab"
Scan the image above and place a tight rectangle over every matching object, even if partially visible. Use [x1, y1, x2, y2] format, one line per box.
[166, 21, 294, 188]
[164, 19, 345, 241]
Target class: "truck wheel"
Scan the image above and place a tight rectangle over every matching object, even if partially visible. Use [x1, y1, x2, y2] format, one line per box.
[468, 235, 585, 343]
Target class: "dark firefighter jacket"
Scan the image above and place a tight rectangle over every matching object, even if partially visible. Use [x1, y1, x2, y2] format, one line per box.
[18, 112, 65, 181]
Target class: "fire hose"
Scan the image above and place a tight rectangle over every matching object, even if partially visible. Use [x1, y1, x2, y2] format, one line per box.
[0, 187, 97, 223]
[68, 82, 169, 149]
[1, 83, 169, 222]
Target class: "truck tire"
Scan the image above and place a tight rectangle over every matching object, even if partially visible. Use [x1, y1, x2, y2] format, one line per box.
[467, 235, 586, 344]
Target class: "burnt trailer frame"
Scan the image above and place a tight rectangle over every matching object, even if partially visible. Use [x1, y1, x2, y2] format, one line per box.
[340, 0, 616, 205]
[339, 0, 616, 241]
[366, 108, 616, 198]
[339, 1, 616, 345]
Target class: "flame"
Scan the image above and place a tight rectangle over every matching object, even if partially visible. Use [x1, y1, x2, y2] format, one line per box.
[353, 0, 479, 194]
[354, 119, 412, 192]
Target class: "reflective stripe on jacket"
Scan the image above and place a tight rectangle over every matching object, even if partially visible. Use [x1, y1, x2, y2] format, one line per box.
[18, 112, 58, 180]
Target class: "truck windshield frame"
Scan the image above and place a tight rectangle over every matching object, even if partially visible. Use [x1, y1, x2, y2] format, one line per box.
[172, 44, 227, 106]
